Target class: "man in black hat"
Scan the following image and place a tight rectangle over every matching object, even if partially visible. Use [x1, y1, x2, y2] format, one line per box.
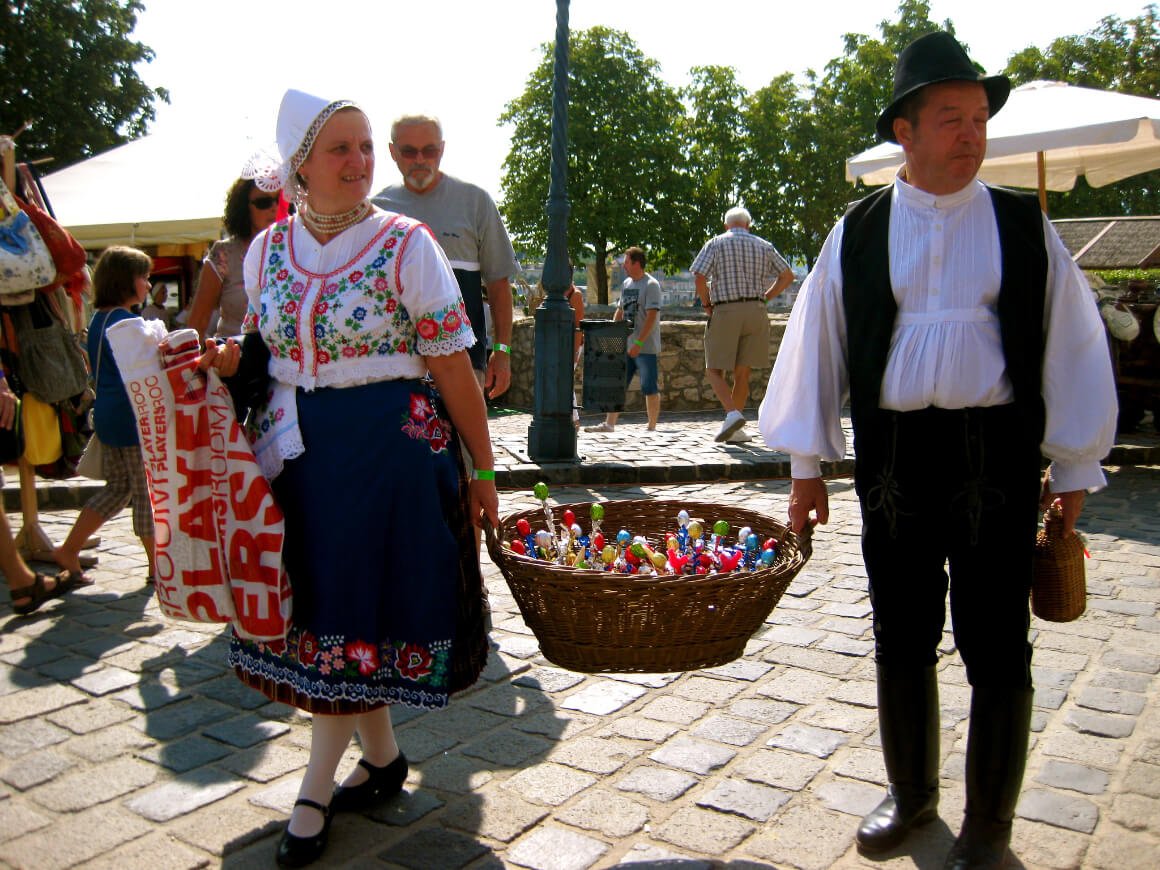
[758, 31, 1116, 870]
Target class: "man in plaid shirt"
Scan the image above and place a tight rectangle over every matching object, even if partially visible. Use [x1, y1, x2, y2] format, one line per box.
[692, 207, 794, 442]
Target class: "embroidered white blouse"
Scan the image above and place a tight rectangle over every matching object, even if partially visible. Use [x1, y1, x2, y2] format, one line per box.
[241, 208, 474, 478]
[758, 176, 1117, 493]
[242, 208, 474, 389]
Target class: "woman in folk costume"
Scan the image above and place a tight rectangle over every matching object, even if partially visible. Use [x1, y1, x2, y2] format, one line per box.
[203, 89, 496, 867]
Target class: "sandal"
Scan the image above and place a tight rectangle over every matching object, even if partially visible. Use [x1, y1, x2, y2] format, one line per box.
[10, 572, 71, 616]
[65, 571, 94, 590]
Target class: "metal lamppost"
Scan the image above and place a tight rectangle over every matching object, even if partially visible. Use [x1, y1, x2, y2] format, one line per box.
[527, 0, 577, 462]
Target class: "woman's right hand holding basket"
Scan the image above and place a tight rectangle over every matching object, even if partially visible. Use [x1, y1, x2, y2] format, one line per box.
[469, 471, 499, 530]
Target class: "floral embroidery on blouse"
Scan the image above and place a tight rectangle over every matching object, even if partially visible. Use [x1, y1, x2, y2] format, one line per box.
[248, 216, 474, 388]
[401, 392, 452, 455]
[250, 386, 285, 439]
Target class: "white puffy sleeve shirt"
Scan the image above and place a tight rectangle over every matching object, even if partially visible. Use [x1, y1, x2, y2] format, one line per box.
[758, 177, 1116, 493]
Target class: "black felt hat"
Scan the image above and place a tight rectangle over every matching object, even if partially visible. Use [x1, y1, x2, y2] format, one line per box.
[877, 31, 1011, 142]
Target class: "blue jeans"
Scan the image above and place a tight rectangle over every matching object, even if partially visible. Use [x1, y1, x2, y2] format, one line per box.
[626, 353, 658, 395]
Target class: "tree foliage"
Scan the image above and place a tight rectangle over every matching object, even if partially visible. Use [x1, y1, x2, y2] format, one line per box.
[679, 65, 747, 248]
[499, 26, 688, 303]
[498, 1, 1160, 281]
[738, 73, 802, 259]
[1004, 3, 1160, 217]
[0, 0, 168, 171]
[782, 0, 951, 264]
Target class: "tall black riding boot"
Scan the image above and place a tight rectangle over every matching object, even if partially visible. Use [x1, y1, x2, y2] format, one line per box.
[856, 665, 941, 854]
[944, 685, 1034, 870]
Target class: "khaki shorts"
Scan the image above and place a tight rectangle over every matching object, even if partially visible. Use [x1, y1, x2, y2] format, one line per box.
[705, 300, 770, 370]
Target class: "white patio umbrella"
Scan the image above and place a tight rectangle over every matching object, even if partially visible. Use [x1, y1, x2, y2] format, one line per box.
[845, 80, 1160, 209]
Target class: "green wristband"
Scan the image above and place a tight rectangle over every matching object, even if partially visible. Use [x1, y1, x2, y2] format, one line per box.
[492, 342, 510, 354]
[472, 469, 496, 481]
[633, 339, 645, 347]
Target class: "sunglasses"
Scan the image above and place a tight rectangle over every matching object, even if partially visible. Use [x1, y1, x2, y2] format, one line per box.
[250, 195, 279, 209]
[395, 144, 442, 160]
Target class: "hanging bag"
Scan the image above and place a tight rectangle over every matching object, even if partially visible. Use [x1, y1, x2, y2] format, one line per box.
[53, 388, 93, 479]
[8, 294, 91, 403]
[74, 421, 103, 479]
[20, 392, 62, 465]
[0, 177, 55, 296]
[75, 311, 108, 480]
[16, 195, 86, 285]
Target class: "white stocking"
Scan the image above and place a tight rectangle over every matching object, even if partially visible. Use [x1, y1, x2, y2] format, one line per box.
[340, 706, 398, 787]
[289, 713, 357, 836]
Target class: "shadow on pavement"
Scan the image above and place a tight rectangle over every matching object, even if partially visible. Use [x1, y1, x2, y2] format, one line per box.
[221, 639, 572, 867]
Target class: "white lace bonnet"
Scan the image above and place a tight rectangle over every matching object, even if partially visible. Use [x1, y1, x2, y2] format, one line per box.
[241, 89, 357, 203]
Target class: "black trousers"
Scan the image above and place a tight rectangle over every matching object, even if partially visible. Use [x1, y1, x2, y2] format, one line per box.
[453, 268, 487, 372]
[855, 405, 1040, 688]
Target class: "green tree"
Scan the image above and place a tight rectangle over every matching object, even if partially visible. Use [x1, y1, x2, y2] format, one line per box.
[786, 0, 950, 265]
[0, 0, 168, 170]
[679, 65, 747, 247]
[499, 26, 689, 303]
[735, 73, 802, 260]
[1004, 4, 1160, 216]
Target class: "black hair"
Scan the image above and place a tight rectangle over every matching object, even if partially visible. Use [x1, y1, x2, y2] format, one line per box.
[223, 177, 259, 240]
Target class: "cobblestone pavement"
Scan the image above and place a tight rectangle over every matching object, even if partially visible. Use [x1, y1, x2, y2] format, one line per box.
[486, 409, 1159, 489]
[0, 418, 1157, 869]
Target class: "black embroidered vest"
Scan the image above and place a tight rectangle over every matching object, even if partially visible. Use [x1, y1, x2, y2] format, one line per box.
[839, 184, 1048, 452]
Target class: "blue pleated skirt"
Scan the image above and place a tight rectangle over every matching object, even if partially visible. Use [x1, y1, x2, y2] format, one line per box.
[228, 379, 488, 712]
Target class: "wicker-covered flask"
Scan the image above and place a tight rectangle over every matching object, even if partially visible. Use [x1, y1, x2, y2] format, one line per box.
[1031, 503, 1086, 622]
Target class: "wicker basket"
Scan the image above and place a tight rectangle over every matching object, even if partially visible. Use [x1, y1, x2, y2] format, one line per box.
[1031, 503, 1086, 623]
[483, 498, 812, 673]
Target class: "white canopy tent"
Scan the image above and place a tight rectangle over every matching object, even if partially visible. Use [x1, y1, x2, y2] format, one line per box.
[39, 129, 269, 249]
[846, 81, 1160, 206]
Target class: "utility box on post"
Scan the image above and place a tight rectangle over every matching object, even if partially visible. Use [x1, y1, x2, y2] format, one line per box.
[580, 319, 629, 412]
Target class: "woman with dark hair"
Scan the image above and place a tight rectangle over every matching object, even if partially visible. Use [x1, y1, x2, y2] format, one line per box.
[53, 246, 156, 583]
[187, 178, 281, 340]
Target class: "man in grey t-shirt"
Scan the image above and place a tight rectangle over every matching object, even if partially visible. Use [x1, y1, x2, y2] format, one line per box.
[584, 247, 661, 432]
[373, 114, 519, 398]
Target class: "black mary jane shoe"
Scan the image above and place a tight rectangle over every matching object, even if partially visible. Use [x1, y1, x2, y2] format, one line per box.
[276, 798, 332, 868]
[331, 752, 409, 813]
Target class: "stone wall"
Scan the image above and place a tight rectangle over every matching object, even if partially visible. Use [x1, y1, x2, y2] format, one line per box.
[505, 311, 789, 412]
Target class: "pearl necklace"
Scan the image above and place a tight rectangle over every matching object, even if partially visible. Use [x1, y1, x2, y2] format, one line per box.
[301, 199, 373, 235]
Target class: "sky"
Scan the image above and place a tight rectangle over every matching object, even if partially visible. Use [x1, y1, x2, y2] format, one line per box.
[130, 0, 1151, 201]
